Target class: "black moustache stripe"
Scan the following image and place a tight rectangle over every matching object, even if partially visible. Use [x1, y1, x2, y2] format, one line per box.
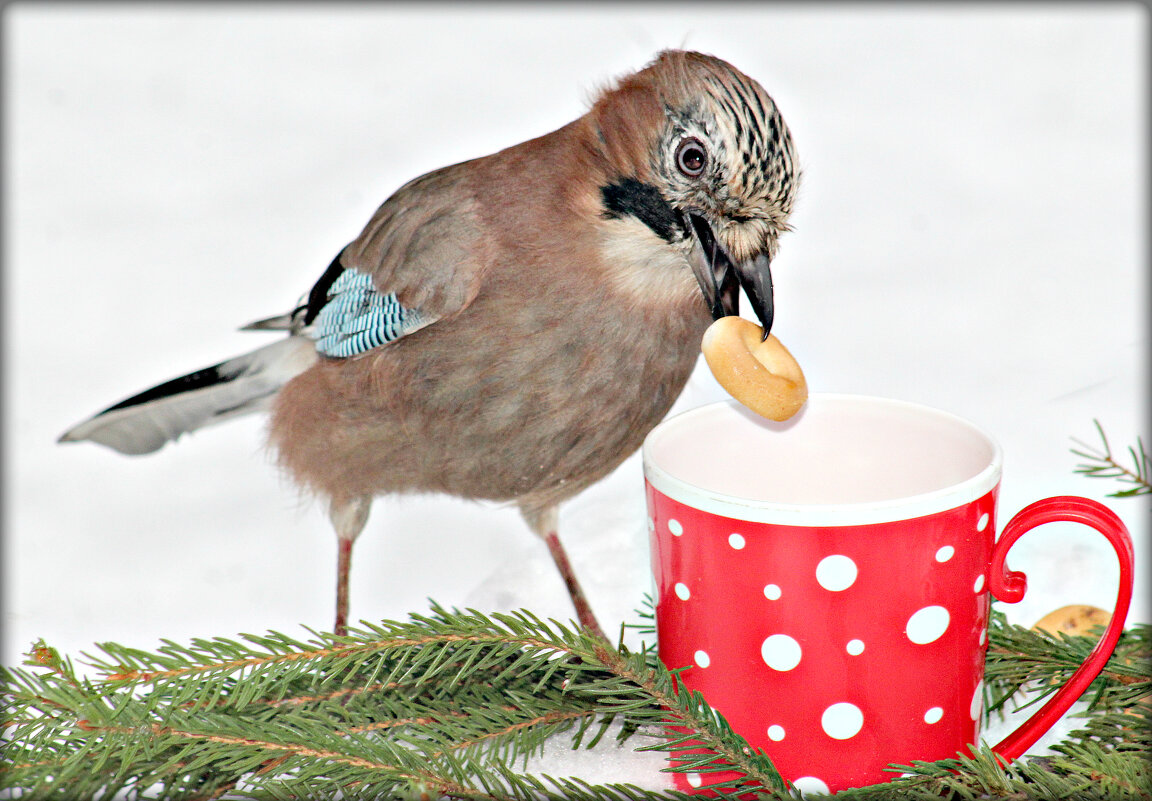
[599, 178, 679, 243]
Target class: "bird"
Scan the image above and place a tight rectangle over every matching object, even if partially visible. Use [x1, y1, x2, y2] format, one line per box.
[59, 50, 800, 640]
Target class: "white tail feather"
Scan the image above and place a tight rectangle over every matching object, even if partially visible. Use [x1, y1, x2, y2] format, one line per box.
[59, 337, 317, 455]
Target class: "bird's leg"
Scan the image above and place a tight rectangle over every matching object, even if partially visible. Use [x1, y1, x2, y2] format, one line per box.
[522, 505, 607, 641]
[328, 496, 371, 636]
[544, 531, 607, 640]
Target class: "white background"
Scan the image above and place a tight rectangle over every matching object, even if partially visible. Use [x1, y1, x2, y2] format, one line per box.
[5, 3, 1147, 790]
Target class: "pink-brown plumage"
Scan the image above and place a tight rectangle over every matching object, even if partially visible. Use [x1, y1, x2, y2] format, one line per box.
[271, 119, 708, 517]
[60, 50, 800, 637]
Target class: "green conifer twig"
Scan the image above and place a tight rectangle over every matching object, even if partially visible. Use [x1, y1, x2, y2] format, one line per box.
[4, 422, 1149, 798]
[982, 608, 1150, 715]
[2, 608, 791, 800]
[4, 606, 1148, 799]
[1071, 420, 1152, 497]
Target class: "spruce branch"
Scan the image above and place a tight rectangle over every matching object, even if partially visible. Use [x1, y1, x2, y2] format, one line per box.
[5, 419, 1151, 798]
[1071, 420, 1152, 497]
[983, 609, 1151, 715]
[834, 707, 1152, 801]
[4, 604, 1150, 799]
[2, 606, 791, 800]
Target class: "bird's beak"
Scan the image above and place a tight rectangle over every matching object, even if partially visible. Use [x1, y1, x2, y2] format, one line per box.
[685, 213, 774, 339]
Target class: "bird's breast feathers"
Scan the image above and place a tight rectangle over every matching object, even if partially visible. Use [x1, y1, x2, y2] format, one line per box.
[595, 211, 702, 315]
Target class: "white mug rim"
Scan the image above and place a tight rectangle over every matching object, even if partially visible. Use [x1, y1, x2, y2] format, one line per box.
[642, 394, 1004, 526]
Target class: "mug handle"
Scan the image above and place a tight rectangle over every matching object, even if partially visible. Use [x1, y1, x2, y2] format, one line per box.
[986, 496, 1134, 762]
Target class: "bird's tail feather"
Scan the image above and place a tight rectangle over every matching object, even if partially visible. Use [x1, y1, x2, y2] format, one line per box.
[59, 337, 317, 455]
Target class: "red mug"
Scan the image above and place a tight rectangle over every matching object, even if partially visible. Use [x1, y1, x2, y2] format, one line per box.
[643, 395, 1133, 794]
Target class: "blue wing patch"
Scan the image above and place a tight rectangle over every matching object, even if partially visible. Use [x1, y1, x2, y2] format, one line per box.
[310, 269, 424, 358]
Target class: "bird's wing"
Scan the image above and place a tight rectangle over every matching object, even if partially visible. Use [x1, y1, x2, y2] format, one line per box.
[274, 164, 485, 360]
[308, 267, 430, 358]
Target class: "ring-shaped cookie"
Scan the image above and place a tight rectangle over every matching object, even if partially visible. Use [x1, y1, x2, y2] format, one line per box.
[701, 316, 807, 421]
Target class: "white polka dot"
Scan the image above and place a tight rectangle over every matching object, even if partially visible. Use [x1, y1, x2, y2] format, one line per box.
[792, 776, 830, 796]
[761, 634, 802, 671]
[973, 574, 985, 593]
[668, 519, 683, 536]
[694, 650, 711, 668]
[979, 628, 987, 646]
[970, 680, 984, 721]
[906, 605, 950, 644]
[977, 513, 990, 532]
[674, 582, 691, 600]
[924, 706, 944, 724]
[815, 554, 857, 591]
[821, 702, 863, 740]
[646, 516, 655, 532]
[846, 639, 865, 655]
[728, 532, 746, 550]
[763, 583, 782, 600]
[935, 545, 955, 562]
[767, 724, 786, 741]
[686, 772, 702, 788]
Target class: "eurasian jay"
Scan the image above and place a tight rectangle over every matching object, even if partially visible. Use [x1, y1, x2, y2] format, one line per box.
[60, 50, 800, 639]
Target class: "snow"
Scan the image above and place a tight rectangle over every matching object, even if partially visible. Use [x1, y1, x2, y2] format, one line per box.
[4, 4, 1147, 793]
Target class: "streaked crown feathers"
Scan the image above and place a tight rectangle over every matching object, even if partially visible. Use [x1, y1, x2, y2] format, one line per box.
[590, 50, 799, 263]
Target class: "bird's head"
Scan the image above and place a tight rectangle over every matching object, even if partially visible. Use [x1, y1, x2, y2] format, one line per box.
[591, 50, 799, 338]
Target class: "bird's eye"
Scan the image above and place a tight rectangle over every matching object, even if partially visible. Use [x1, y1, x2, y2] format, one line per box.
[675, 138, 707, 177]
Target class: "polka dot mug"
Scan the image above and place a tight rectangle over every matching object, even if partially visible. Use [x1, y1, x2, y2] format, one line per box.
[643, 395, 1133, 795]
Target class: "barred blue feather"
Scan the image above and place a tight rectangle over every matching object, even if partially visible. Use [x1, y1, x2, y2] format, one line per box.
[310, 269, 424, 358]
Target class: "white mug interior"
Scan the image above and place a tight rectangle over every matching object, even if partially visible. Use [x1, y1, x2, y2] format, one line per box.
[643, 395, 1002, 526]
